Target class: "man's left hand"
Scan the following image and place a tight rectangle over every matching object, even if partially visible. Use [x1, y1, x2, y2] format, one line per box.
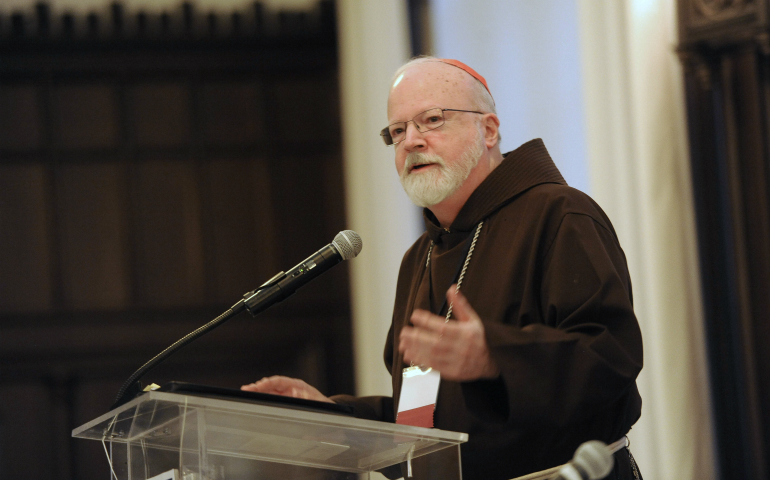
[399, 286, 500, 382]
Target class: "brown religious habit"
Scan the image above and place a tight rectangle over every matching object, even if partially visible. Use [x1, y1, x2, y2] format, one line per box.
[334, 138, 643, 480]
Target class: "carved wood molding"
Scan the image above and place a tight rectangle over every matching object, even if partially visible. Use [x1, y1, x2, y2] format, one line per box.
[0, 1, 336, 41]
[677, 49, 716, 90]
[679, 0, 767, 46]
[756, 31, 770, 52]
[692, 0, 755, 19]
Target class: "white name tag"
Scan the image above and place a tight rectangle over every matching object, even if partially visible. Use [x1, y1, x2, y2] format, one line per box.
[396, 366, 441, 428]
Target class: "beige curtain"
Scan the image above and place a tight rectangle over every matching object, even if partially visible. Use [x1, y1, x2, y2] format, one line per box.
[578, 0, 716, 478]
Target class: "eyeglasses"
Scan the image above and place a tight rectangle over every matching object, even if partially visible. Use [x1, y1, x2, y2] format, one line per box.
[380, 107, 484, 146]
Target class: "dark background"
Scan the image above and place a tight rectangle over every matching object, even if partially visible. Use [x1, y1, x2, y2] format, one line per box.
[0, 2, 355, 479]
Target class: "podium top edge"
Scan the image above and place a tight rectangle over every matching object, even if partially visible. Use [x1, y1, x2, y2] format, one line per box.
[72, 390, 469, 444]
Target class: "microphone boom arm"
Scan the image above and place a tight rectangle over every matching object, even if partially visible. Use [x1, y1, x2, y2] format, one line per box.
[110, 231, 362, 410]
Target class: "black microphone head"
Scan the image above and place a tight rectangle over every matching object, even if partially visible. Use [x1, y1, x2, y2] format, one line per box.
[573, 440, 613, 479]
[332, 230, 362, 261]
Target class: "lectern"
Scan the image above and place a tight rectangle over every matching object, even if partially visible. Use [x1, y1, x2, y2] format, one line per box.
[72, 391, 467, 480]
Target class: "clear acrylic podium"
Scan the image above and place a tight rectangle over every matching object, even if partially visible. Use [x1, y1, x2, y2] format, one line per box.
[72, 391, 468, 480]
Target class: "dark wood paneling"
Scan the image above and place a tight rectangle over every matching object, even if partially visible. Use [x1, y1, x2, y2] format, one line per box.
[131, 83, 192, 147]
[52, 84, 120, 149]
[0, 2, 351, 479]
[55, 163, 131, 310]
[201, 158, 277, 303]
[273, 75, 340, 142]
[0, 85, 43, 149]
[268, 154, 339, 283]
[198, 81, 266, 145]
[131, 160, 206, 308]
[0, 383, 56, 478]
[0, 164, 54, 312]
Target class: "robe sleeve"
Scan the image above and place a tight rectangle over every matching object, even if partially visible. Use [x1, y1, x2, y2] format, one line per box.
[462, 212, 643, 428]
[329, 324, 396, 423]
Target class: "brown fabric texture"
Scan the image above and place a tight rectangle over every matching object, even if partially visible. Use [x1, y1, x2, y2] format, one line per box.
[333, 139, 643, 480]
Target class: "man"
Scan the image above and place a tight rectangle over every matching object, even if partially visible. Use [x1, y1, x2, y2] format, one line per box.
[243, 58, 643, 480]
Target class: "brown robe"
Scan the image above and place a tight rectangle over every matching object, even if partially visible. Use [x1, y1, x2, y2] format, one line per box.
[334, 139, 643, 480]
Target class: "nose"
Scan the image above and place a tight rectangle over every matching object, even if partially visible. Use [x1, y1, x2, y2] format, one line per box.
[401, 121, 426, 151]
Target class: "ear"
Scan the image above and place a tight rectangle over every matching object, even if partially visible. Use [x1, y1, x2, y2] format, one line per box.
[482, 113, 500, 148]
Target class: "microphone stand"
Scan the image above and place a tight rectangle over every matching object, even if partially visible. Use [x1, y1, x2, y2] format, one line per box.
[110, 229, 362, 410]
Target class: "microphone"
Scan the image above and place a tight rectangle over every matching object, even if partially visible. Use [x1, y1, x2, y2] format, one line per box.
[556, 441, 613, 480]
[242, 230, 362, 316]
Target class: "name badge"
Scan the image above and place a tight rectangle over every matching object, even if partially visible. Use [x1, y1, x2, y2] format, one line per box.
[396, 366, 441, 428]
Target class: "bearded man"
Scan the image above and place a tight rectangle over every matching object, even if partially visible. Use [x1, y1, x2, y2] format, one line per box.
[243, 58, 644, 480]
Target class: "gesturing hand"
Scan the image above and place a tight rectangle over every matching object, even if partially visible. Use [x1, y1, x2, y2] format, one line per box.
[241, 376, 334, 403]
[398, 286, 500, 382]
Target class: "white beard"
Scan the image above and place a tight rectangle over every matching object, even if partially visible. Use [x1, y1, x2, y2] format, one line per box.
[399, 129, 485, 208]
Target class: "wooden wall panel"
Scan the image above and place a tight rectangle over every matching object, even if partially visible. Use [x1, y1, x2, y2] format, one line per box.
[268, 155, 337, 303]
[132, 160, 205, 308]
[198, 81, 266, 145]
[273, 76, 340, 142]
[52, 85, 120, 149]
[0, 85, 43, 150]
[55, 163, 131, 310]
[131, 83, 192, 147]
[202, 158, 277, 303]
[732, 50, 770, 326]
[0, 165, 53, 313]
[0, 382, 56, 478]
[0, 3, 350, 479]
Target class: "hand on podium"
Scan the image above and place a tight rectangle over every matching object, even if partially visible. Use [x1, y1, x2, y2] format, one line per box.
[241, 376, 335, 403]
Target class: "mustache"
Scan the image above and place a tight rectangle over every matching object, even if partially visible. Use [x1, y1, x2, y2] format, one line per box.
[403, 153, 445, 174]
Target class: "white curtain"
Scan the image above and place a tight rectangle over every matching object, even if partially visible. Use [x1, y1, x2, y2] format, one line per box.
[578, 1, 716, 478]
[430, 0, 591, 193]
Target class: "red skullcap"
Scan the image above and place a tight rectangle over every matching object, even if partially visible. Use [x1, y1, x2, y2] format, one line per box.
[439, 59, 492, 97]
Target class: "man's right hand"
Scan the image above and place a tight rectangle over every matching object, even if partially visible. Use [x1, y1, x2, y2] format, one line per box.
[241, 376, 334, 403]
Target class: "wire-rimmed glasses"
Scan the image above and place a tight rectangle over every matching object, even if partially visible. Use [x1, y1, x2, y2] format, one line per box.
[380, 107, 484, 146]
